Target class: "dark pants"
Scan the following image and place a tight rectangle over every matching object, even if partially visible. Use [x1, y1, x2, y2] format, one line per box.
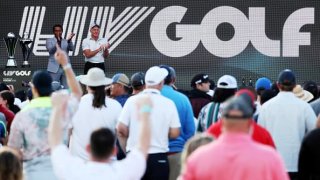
[116, 139, 126, 160]
[142, 153, 169, 180]
[289, 172, 298, 180]
[84, 62, 105, 74]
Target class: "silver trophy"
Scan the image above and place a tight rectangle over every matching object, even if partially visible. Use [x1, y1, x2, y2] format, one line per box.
[3, 32, 18, 67]
[19, 32, 33, 68]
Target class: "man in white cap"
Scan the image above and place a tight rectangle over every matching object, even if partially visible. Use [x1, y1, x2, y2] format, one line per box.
[197, 75, 238, 132]
[117, 66, 181, 180]
[82, 22, 110, 74]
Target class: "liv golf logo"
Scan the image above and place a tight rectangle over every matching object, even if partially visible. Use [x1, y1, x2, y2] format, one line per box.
[19, 6, 314, 58]
[19, 6, 155, 56]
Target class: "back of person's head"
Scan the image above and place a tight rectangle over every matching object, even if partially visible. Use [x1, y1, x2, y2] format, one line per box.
[131, 72, 145, 91]
[145, 66, 168, 89]
[0, 83, 9, 92]
[181, 134, 214, 173]
[255, 77, 272, 96]
[79, 68, 113, 108]
[260, 89, 277, 105]
[0, 91, 20, 114]
[89, 86, 106, 108]
[0, 147, 23, 180]
[159, 65, 176, 85]
[31, 70, 53, 97]
[277, 69, 296, 92]
[221, 95, 254, 133]
[212, 75, 238, 103]
[303, 81, 319, 102]
[14, 90, 27, 102]
[90, 128, 115, 160]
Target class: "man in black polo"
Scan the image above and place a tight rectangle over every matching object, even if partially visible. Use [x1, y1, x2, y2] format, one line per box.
[188, 73, 212, 117]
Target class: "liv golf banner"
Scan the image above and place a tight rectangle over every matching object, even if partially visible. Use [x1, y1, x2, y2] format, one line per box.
[0, 0, 319, 89]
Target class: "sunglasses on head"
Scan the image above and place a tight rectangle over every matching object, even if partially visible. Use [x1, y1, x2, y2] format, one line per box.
[224, 114, 250, 120]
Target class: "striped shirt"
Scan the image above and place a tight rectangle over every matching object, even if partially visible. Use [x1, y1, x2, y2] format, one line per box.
[197, 102, 224, 132]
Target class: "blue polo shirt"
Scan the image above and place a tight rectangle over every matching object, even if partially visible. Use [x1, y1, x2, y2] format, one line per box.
[161, 85, 195, 152]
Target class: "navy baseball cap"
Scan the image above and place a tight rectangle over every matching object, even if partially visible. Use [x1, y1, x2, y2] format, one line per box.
[131, 72, 145, 87]
[278, 69, 296, 86]
[159, 65, 176, 85]
[32, 70, 53, 95]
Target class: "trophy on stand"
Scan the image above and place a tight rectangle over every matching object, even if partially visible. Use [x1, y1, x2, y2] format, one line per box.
[19, 32, 33, 68]
[3, 32, 18, 68]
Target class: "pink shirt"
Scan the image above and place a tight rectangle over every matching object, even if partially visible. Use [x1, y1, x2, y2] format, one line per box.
[182, 133, 289, 180]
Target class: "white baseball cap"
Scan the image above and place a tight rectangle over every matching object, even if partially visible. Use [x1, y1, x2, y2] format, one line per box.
[80, 68, 112, 87]
[89, 22, 100, 29]
[217, 75, 238, 89]
[145, 66, 168, 86]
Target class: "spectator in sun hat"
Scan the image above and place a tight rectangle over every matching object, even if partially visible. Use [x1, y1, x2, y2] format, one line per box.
[258, 69, 318, 180]
[117, 66, 181, 180]
[49, 90, 153, 180]
[293, 85, 314, 103]
[197, 75, 237, 132]
[131, 72, 145, 95]
[303, 81, 319, 102]
[182, 95, 289, 180]
[69, 67, 122, 161]
[110, 73, 131, 106]
[159, 65, 195, 180]
[188, 73, 212, 118]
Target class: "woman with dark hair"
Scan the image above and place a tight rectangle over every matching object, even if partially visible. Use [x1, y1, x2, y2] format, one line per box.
[197, 75, 238, 132]
[69, 68, 122, 161]
[0, 147, 23, 180]
[0, 91, 16, 133]
[0, 91, 21, 114]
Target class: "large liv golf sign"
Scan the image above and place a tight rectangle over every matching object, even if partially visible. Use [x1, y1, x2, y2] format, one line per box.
[0, 0, 319, 89]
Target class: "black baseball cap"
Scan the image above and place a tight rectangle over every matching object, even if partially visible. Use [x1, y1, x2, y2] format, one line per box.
[222, 95, 254, 119]
[32, 70, 53, 95]
[191, 73, 210, 88]
[131, 72, 145, 88]
[278, 69, 296, 86]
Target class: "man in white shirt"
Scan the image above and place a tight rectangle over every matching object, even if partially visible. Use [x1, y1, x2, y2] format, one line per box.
[258, 69, 318, 180]
[117, 66, 181, 180]
[49, 92, 153, 180]
[82, 22, 109, 74]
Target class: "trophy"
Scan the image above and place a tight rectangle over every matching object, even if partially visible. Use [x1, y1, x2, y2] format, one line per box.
[19, 32, 33, 67]
[3, 32, 18, 67]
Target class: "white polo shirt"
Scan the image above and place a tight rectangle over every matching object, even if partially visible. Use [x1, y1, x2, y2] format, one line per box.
[82, 37, 108, 63]
[69, 94, 122, 160]
[118, 89, 181, 154]
[258, 92, 317, 172]
[52, 145, 146, 180]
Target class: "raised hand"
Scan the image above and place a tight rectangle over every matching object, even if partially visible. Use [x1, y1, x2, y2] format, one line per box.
[54, 44, 68, 66]
[67, 33, 75, 41]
